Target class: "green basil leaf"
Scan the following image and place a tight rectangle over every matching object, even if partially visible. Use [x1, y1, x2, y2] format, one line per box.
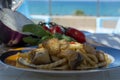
[23, 36, 39, 45]
[62, 35, 76, 42]
[22, 24, 51, 37]
[38, 36, 53, 43]
[52, 33, 63, 39]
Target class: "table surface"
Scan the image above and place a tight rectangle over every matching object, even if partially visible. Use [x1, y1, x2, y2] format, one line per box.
[0, 33, 120, 80]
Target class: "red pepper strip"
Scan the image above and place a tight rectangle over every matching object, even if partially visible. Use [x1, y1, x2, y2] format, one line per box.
[49, 25, 64, 34]
[42, 26, 50, 32]
[69, 41, 75, 44]
[65, 27, 86, 43]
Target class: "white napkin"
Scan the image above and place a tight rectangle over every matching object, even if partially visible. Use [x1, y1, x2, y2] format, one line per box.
[86, 33, 120, 50]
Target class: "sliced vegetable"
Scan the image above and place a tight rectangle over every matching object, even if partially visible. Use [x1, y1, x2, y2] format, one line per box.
[49, 25, 64, 34]
[42, 26, 50, 31]
[0, 8, 86, 46]
[0, 8, 34, 46]
[38, 22, 50, 32]
[65, 27, 86, 43]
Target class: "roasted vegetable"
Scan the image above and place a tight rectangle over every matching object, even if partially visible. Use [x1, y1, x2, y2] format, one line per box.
[0, 8, 86, 46]
[0, 8, 34, 46]
[49, 25, 64, 34]
[65, 27, 86, 43]
[29, 48, 51, 65]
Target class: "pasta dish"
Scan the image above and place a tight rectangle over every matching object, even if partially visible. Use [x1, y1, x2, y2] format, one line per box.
[5, 38, 112, 70]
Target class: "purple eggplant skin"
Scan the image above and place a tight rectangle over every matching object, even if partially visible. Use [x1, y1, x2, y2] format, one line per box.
[0, 21, 12, 44]
[0, 8, 34, 46]
[0, 21, 27, 46]
[7, 31, 27, 47]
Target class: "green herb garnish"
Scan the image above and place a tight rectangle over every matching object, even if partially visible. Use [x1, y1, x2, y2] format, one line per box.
[22, 24, 75, 45]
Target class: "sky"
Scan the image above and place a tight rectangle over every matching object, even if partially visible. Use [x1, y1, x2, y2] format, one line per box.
[52, 0, 120, 1]
[29, 0, 120, 1]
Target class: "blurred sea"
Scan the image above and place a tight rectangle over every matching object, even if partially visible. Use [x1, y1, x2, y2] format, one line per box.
[18, 1, 120, 16]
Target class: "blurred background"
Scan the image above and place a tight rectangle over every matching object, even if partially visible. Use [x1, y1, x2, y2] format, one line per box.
[3, 0, 120, 33]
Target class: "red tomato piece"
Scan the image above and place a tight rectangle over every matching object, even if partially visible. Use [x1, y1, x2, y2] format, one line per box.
[50, 26, 64, 34]
[65, 27, 86, 43]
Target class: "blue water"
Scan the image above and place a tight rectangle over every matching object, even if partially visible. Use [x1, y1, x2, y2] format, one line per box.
[18, 1, 120, 16]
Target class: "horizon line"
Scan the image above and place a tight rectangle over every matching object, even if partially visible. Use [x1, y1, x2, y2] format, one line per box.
[28, 0, 120, 2]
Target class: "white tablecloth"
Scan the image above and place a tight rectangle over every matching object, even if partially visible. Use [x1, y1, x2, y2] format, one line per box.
[86, 33, 120, 50]
[0, 33, 120, 80]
